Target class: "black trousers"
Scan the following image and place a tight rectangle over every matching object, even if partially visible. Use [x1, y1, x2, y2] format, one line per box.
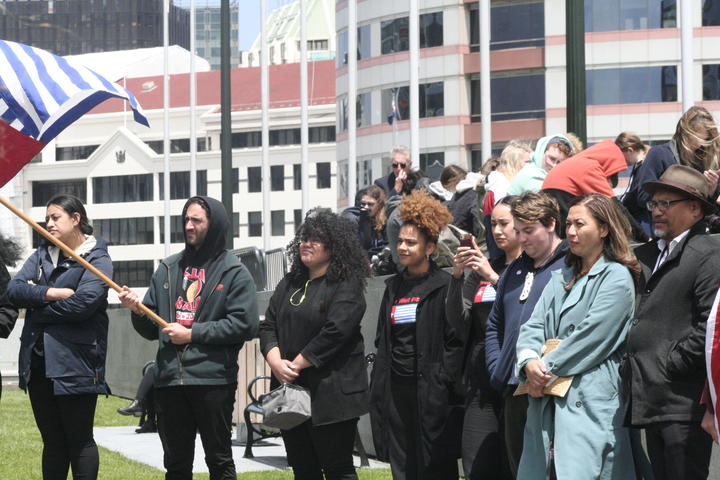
[27, 353, 99, 480]
[462, 394, 511, 480]
[645, 421, 712, 480]
[387, 376, 458, 480]
[503, 392, 528, 479]
[155, 384, 237, 480]
[281, 417, 359, 480]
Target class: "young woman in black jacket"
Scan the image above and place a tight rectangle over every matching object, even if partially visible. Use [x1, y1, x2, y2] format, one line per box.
[369, 190, 464, 480]
[259, 209, 371, 480]
[8, 195, 113, 480]
[446, 196, 521, 479]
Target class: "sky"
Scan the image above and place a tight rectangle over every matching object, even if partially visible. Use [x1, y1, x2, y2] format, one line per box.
[173, 0, 296, 50]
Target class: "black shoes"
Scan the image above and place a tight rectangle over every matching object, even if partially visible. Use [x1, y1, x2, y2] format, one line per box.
[135, 421, 157, 434]
[117, 399, 144, 417]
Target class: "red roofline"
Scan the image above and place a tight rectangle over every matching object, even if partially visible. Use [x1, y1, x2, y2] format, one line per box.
[91, 60, 336, 115]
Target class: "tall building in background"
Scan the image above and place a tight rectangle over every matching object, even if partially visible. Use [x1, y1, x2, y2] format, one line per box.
[335, 0, 720, 195]
[0, 0, 190, 55]
[175, 0, 239, 70]
[241, 0, 335, 67]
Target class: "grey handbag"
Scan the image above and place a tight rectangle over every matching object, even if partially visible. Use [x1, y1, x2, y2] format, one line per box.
[260, 383, 311, 430]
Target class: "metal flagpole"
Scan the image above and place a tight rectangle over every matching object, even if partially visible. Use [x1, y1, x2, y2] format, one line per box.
[190, 0, 197, 196]
[163, 0, 171, 257]
[300, 0, 309, 217]
[348, 0, 358, 204]
[409, 0, 419, 169]
[680, 0, 694, 111]
[261, 0, 270, 251]
[480, 0, 491, 166]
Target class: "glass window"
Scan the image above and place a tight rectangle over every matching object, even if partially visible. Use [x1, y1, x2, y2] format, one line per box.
[231, 131, 261, 148]
[482, 2, 544, 51]
[271, 210, 285, 236]
[92, 174, 153, 203]
[382, 83, 443, 121]
[358, 24, 371, 60]
[337, 25, 371, 67]
[248, 211, 262, 237]
[232, 167, 239, 194]
[585, 0, 676, 32]
[337, 30, 348, 67]
[381, 16, 409, 54]
[113, 260, 154, 288]
[271, 165, 285, 191]
[586, 66, 677, 105]
[310, 126, 336, 143]
[159, 170, 207, 200]
[317, 162, 331, 189]
[144, 139, 192, 154]
[703, 64, 720, 99]
[231, 212, 239, 238]
[248, 166, 262, 193]
[381, 86, 410, 122]
[420, 12, 443, 48]
[94, 217, 154, 246]
[471, 74, 546, 122]
[338, 95, 349, 132]
[293, 164, 302, 190]
[704, 0, 720, 25]
[270, 128, 301, 146]
[421, 82, 444, 118]
[357, 93, 372, 127]
[159, 215, 185, 244]
[32, 179, 87, 207]
[56, 144, 99, 161]
[419, 152, 445, 181]
[294, 209, 303, 231]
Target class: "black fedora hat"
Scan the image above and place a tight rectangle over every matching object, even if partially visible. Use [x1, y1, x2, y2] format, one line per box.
[643, 165, 715, 214]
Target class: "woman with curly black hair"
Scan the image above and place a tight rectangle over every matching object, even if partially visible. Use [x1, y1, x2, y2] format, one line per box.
[369, 190, 465, 480]
[259, 208, 371, 480]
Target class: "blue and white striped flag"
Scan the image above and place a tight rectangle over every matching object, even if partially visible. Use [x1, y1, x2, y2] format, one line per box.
[0, 39, 149, 187]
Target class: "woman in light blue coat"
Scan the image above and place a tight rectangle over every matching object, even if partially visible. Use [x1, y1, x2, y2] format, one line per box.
[515, 193, 640, 479]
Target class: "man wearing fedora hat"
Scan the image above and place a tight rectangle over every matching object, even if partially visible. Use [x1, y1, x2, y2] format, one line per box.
[622, 165, 720, 479]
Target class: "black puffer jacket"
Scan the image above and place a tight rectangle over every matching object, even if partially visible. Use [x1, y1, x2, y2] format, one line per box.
[369, 265, 464, 463]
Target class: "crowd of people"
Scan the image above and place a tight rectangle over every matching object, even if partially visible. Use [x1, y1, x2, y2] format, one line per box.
[2, 105, 720, 480]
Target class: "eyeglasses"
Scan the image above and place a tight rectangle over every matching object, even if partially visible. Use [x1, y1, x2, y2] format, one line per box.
[646, 198, 690, 212]
[392, 162, 407, 169]
[359, 201, 376, 208]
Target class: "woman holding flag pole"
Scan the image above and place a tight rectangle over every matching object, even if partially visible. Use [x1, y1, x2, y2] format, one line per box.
[7, 195, 113, 480]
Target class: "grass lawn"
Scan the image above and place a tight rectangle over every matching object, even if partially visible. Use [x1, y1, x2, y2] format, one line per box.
[0, 389, 392, 479]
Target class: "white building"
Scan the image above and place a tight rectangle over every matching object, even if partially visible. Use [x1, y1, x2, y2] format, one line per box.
[335, 0, 720, 190]
[9, 60, 338, 290]
[241, 0, 336, 67]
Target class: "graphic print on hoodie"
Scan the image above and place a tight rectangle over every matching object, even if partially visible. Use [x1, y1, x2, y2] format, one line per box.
[173, 195, 231, 328]
[175, 267, 206, 326]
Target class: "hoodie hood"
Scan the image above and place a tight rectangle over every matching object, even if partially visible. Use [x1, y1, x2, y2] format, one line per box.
[455, 171, 482, 194]
[181, 196, 230, 266]
[508, 134, 576, 195]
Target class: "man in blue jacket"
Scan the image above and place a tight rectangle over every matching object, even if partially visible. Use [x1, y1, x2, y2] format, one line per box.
[120, 196, 259, 480]
[484, 192, 568, 477]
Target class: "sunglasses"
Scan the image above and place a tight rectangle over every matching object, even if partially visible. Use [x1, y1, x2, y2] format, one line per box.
[392, 162, 407, 169]
[359, 201, 376, 207]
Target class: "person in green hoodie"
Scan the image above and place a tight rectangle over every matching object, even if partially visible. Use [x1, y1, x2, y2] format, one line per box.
[507, 134, 576, 196]
[119, 196, 259, 480]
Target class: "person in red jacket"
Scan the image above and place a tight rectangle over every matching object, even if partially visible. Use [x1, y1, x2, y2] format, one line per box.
[542, 138, 648, 241]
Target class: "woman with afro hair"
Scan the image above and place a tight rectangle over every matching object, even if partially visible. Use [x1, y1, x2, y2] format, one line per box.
[259, 208, 371, 480]
[369, 190, 465, 480]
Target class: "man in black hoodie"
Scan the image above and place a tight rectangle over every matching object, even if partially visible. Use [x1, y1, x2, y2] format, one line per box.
[120, 196, 259, 480]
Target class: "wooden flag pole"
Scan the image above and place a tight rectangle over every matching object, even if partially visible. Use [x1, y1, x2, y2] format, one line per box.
[0, 196, 169, 328]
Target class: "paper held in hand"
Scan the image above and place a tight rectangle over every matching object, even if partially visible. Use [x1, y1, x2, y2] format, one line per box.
[514, 339, 574, 398]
